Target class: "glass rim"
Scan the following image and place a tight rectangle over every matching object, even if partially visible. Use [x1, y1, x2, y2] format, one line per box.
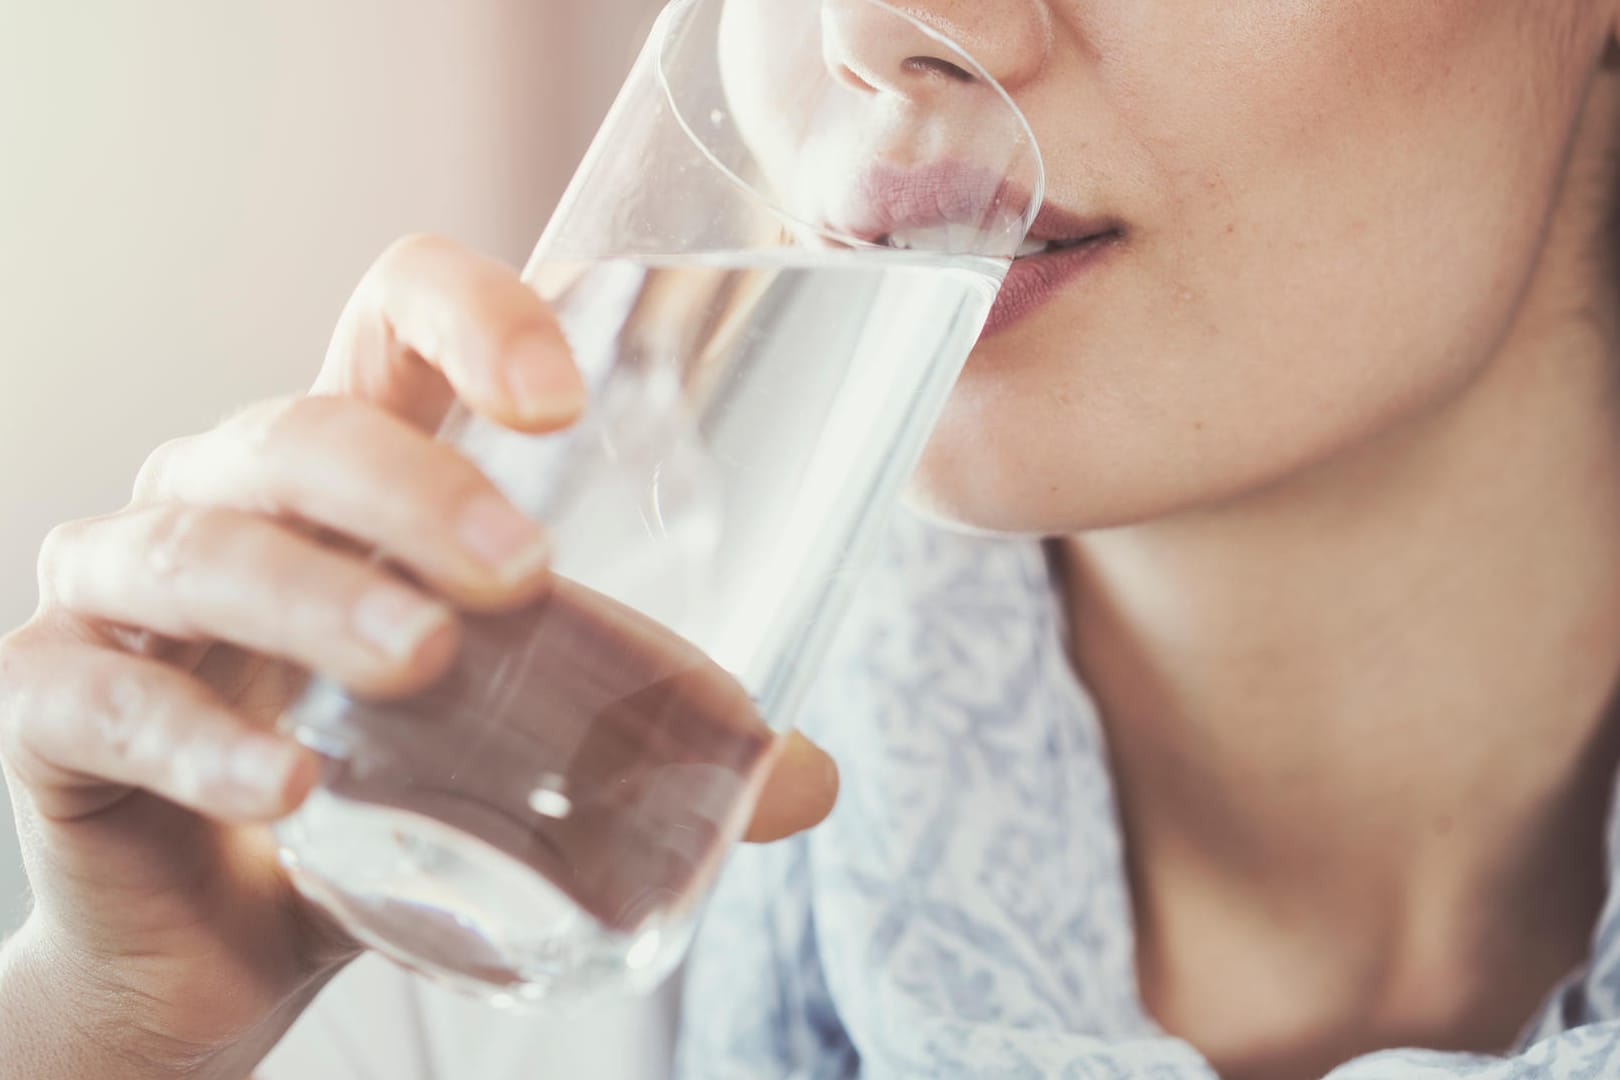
[653, 0, 1048, 256]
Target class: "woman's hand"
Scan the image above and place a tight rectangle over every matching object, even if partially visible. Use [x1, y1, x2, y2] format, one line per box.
[0, 235, 839, 1080]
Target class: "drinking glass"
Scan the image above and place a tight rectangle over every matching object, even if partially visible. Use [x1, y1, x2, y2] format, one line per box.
[274, 0, 1044, 1008]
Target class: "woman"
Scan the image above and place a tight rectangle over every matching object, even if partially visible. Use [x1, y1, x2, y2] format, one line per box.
[4, 2, 1620, 1078]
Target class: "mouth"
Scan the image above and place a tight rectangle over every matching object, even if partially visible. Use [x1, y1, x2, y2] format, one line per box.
[984, 213, 1124, 337]
[1012, 198, 1125, 259]
[1012, 230, 1120, 261]
[823, 162, 1122, 335]
[826, 162, 1038, 258]
[829, 161, 1116, 250]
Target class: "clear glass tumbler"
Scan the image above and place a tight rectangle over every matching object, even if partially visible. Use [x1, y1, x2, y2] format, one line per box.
[274, 0, 1044, 1008]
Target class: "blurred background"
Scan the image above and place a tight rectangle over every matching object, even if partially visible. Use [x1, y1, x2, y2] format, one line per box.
[0, 0, 659, 933]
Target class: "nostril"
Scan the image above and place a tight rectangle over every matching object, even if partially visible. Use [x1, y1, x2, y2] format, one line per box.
[836, 63, 880, 94]
[902, 55, 976, 83]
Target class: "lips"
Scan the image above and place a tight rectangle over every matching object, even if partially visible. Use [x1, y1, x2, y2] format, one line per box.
[827, 162, 1035, 257]
[828, 162, 1121, 335]
[984, 231, 1119, 337]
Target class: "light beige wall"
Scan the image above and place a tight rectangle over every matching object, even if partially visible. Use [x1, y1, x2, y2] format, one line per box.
[0, 1, 659, 930]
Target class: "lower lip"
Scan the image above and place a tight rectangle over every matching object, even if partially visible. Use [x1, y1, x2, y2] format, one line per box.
[982, 233, 1120, 338]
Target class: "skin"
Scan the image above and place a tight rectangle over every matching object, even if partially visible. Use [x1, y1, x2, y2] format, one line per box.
[0, 237, 838, 1080]
[735, 1, 1620, 1077]
[821, 2, 1620, 1078]
[6, 2, 1620, 1079]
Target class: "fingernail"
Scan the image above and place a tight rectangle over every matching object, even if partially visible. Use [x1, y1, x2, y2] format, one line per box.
[353, 585, 454, 661]
[229, 736, 299, 807]
[507, 332, 586, 423]
[457, 494, 551, 584]
[820, 749, 840, 794]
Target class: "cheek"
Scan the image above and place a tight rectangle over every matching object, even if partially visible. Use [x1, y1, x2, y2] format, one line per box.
[911, 2, 1592, 533]
[1111, 0, 1558, 324]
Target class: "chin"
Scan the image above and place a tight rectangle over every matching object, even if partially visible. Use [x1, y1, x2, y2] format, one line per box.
[902, 454, 1078, 539]
[904, 418, 1223, 539]
[902, 372, 1112, 538]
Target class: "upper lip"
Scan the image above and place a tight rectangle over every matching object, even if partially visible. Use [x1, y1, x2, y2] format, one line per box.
[1025, 201, 1122, 247]
[827, 161, 1118, 253]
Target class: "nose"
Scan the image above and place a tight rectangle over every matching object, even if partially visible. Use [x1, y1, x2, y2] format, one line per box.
[821, 0, 1050, 97]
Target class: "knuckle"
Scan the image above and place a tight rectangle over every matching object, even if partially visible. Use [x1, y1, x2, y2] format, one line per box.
[0, 707, 28, 782]
[78, 664, 189, 783]
[36, 518, 91, 603]
[142, 504, 225, 589]
[0, 644, 145, 782]
[251, 395, 377, 518]
[130, 434, 195, 503]
[373, 232, 454, 282]
[228, 394, 319, 456]
[0, 630, 184, 789]
[245, 393, 371, 456]
[229, 394, 374, 518]
[81, 666, 149, 761]
[0, 628, 37, 765]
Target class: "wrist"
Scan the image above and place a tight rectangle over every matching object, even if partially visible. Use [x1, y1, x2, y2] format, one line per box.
[2, 918, 178, 1080]
[0, 916, 279, 1080]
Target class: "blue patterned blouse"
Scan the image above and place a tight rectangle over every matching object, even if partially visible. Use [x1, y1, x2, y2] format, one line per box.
[677, 512, 1620, 1079]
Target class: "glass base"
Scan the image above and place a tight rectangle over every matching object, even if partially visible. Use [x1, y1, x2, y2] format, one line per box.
[276, 786, 692, 1010]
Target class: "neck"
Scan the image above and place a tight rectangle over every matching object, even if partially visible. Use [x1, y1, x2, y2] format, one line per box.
[1061, 84, 1620, 1052]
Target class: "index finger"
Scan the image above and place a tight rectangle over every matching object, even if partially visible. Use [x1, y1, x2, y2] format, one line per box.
[312, 234, 586, 434]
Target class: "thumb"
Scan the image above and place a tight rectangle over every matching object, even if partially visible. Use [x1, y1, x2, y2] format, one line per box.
[743, 730, 840, 843]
